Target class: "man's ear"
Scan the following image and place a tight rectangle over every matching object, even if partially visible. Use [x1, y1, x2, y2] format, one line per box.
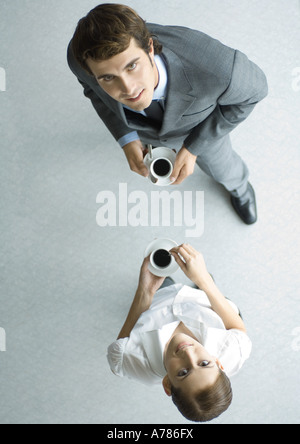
[148, 38, 154, 55]
[162, 375, 172, 397]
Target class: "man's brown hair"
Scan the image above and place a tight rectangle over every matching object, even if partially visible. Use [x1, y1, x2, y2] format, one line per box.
[171, 368, 233, 422]
[71, 3, 163, 75]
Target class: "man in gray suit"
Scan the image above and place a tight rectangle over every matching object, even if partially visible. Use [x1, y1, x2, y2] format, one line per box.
[67, 3, 268, 225]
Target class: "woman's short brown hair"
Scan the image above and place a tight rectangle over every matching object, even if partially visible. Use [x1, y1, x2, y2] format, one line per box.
[71, 3, 163, 75]
[171, 368, 233, 422]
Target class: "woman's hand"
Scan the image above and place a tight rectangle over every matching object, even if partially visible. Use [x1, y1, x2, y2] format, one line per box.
[137, 256, 166, 297]
[170, 244, 247, 333]
[170, 244, 213, 290]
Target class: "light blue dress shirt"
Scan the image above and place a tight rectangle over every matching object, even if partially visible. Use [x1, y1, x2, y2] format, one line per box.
[118, 55, 168, 148]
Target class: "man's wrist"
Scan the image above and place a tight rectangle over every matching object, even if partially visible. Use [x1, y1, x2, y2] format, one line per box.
[181, 144, 197, 159]
[123, 139, 143, 152]
[118, 132, 140, 148]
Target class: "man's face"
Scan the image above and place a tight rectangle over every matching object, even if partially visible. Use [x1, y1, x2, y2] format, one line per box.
[87, 38, 159, 112]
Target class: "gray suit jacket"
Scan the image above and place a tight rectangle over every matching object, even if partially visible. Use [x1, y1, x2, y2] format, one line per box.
[67, 24, 268, 154]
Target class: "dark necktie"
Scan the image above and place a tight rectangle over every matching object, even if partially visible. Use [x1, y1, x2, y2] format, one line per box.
[144, 99, 164, 121]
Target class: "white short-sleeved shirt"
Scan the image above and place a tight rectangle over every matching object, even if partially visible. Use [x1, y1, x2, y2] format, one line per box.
[107, 284, 252, 385]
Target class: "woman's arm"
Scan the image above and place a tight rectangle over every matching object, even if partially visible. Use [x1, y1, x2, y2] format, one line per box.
[199, 278, 247, 333]
[170, 244, 247, 333]
[117, 287, 153, 340]
[117, 256, 165, 339]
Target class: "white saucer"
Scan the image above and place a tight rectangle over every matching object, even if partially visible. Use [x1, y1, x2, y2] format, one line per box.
[144, 238, 179, 277]
[144, 147, 177, 187]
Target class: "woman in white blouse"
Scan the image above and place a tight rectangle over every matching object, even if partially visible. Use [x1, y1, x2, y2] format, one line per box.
[107, 244, 252, 422]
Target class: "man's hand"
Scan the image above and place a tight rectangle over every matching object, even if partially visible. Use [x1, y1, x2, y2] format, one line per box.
[123, 140, 149, 177]
[170, 146, 197, 185]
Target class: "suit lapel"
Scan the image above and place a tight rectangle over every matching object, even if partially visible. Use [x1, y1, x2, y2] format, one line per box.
[159, 48, 196, 136]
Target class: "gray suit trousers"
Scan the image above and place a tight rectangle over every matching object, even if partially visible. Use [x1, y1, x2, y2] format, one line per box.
[196, 134, 249, 198]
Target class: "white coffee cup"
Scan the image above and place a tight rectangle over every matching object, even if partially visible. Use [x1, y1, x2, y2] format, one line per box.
[150, 248, 175, 270]
[150, 157, 173, 180]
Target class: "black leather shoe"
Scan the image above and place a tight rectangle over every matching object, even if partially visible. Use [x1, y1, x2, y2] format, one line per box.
[231, 183, 257, 225]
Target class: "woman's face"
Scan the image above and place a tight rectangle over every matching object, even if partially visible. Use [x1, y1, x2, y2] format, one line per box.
[163, 333, 221, 397]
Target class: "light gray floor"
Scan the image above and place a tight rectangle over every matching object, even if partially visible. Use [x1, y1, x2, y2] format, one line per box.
[0, 0, 299, 425]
